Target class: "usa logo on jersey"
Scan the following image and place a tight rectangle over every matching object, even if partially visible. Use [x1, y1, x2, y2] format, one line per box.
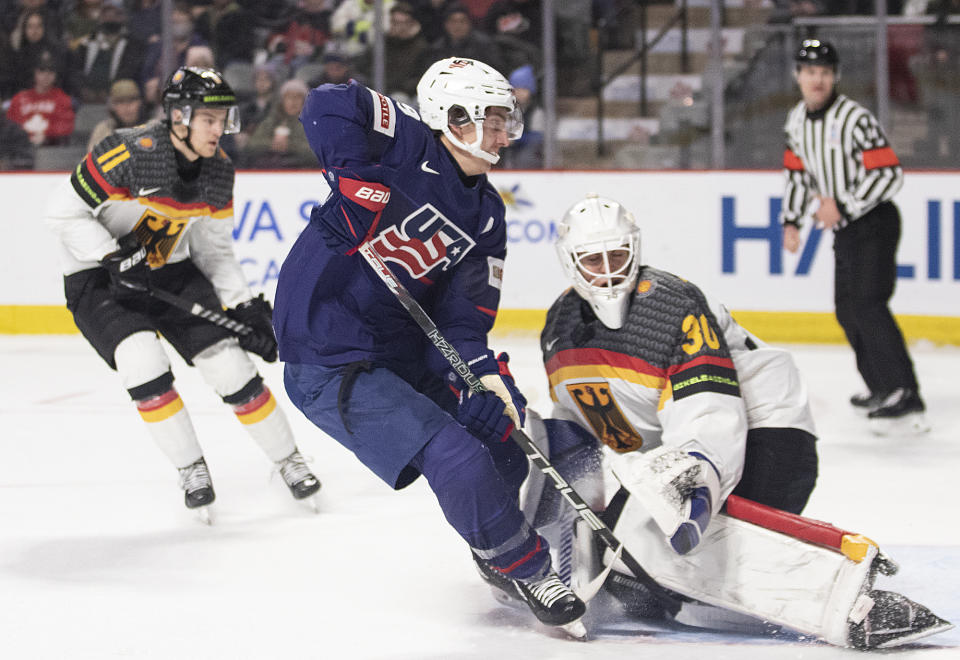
[371, 203, 475, 279]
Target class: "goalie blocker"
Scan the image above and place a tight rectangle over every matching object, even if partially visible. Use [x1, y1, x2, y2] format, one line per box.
[519, 412, 953, 649]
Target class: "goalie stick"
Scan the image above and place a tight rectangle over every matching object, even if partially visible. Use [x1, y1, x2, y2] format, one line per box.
[357, 241, 682, 612]
[146, 286, 254, 337]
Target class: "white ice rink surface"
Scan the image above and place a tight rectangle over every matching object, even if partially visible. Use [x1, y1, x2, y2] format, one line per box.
[1, 334, 958, 659]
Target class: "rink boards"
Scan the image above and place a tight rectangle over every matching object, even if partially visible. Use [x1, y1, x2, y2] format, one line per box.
[2, 169, 958, 343]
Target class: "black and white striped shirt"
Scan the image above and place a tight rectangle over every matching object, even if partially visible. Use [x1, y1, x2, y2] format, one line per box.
[780, 94, 903, 230]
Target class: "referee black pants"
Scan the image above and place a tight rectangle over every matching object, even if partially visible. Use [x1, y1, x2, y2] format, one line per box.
[833, 201, 919, 395]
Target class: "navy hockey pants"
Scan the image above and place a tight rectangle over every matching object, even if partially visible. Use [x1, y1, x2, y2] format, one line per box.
[284, 362, 550, 580]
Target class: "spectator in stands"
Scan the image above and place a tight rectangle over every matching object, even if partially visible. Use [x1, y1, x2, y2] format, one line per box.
[0, 28, 18, 99]
[64, 0, 103, 50]
[6, 52, 75, 146]
[499, 64, 542, 169]
[356, 1, 430, 102]
[242, 64, 279, 130]
[242, 77, 316, 169]
[128, 0, 162, 45]
[429, 3, 504, 73]
[488, 0, 540, 74]
[86, 78, 147, 150]
[185, 44, 216, 67]
[484, 0, 541, 46]
[194, 0, 257, 68]
[69, 0, 146, 104]
[140, 2, 208, 106]
[236, 63, 279, 150]
[412, 0, 455, 43]
[329, 0, 393, 59]
[2, 0, 62, 41]
[0, 115, 35, 169]
[266, 0, 333, 73]
[306, 51, 358, 87]
[9, 7, 66, 93]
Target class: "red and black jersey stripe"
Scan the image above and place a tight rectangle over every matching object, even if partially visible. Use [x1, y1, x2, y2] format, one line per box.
[668, 355, 740, 401]
[70, 146, 130, 209]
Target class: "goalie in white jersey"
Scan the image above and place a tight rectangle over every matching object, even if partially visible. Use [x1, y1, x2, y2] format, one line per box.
[510, 194, 952, 648]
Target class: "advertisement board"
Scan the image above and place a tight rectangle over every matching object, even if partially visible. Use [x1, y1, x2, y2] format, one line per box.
[2, 170, 957, 340]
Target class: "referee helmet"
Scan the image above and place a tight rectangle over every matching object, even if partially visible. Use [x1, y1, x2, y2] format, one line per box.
[795, 39, 839, 70]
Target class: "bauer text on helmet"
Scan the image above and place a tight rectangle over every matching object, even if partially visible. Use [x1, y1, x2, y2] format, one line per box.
[417, 57, 523, 165]
[555, 194, 642, 330]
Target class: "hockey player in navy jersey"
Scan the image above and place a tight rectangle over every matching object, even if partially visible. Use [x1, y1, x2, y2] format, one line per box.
[274, 58, 587, 634]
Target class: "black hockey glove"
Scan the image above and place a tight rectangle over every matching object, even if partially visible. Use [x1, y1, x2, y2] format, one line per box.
[100, 232, 150, 299]
[227, 294, 278, 362]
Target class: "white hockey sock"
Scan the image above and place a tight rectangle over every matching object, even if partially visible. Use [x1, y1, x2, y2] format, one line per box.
[136, 389, 203, 469]
[233, 386, 296, 462]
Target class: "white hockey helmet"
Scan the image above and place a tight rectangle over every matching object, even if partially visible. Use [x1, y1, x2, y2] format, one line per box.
[416, 57, 523, 164]
[555, 194, 642, 330]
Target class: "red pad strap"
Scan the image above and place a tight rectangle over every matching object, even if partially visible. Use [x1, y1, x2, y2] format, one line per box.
[338, 177, 391, 212]
[724, 494, 854, 550]
[862, 146, 899, 169]
[783, 148, 805, 171]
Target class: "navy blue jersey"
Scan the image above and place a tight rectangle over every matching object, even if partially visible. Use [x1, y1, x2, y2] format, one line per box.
[274, 82, 508, 382]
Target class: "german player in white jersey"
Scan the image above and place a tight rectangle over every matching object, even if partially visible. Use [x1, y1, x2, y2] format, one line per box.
[43, 66, 320, 520]
[512, 193, 952, 648]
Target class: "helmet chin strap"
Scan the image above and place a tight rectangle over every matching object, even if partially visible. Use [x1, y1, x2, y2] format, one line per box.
[443, 123, 499, 165]
[169, 109, 201, 158]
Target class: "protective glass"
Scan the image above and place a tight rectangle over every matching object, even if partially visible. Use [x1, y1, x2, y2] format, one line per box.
[483, 105, 524, 140]
[175, 104, 242, 134]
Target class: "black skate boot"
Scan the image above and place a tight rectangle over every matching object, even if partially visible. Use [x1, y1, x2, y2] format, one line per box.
[848, 590, 954, 649]
[472, 552, 520, 606]
[178, 457, 215, 509]
[276, 450, 321, 500]
[513, 570, 587, 637]
[867, 388, 930, 434]
[850, 390, 886, 412]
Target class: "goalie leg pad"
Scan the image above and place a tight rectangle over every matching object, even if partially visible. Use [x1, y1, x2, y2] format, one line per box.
[604, 490, 878, 647]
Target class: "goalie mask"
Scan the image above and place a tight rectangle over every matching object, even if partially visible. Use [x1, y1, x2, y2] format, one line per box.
[162, 66, 241, 137]
[556, 194, 642, 330]
[417, 57, 523, 164]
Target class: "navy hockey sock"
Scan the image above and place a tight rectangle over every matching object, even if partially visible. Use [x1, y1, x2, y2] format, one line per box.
[412, 423, 550, 580]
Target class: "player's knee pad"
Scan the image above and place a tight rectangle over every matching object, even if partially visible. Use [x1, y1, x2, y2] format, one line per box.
[114, 331, 172, 393]
[193, 338, 259, 400]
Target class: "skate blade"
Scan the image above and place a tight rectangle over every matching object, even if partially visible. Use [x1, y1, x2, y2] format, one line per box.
[876, 621, 954, 649]
[303, 494, 321, 514]
[869, 412, 931, 436]
[558, 618, 588, 640]
[194, 505, 213, 525]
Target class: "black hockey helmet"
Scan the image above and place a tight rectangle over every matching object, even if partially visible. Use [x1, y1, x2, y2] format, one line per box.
[795, 39, 839, 69]
[162, 66, 240, 134]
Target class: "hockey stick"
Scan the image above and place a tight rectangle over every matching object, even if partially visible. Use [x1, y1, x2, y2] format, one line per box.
[146, 286, 254, 337]
[357, 241, 681, 611]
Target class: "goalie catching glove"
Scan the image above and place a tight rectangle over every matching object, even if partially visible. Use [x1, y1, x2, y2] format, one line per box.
[226, 294, 278, 362]
[455, 352, 527, 444]
[311, 166, 391, 254]
[611, 445, 721, 555]
[100, 232, 150, 299]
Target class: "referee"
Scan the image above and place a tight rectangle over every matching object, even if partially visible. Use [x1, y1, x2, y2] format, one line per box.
[780, 39, 927, 433]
